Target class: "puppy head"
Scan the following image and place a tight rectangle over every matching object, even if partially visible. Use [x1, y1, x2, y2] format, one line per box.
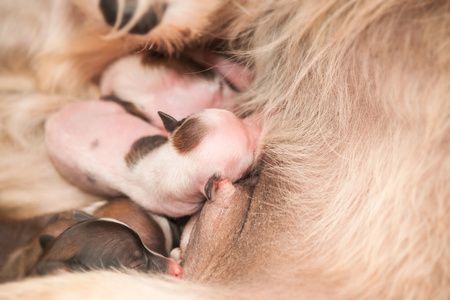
[33, 219, 182, 277]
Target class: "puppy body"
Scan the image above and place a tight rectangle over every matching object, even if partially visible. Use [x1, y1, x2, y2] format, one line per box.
[99, 53, 236, 129]
[46, 102, 261, 217]
[0, 199, 181, 282]
[31, 218, 182, 278]
[42, 51, 258, 218]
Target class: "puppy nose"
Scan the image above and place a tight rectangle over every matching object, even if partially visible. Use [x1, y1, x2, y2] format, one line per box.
[99, 0, 165, 34]
[167, 260, 183, 278]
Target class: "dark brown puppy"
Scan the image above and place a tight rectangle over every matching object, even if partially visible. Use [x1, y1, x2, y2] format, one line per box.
[0, 199, 181, 282]
[31, 218, 182, 277]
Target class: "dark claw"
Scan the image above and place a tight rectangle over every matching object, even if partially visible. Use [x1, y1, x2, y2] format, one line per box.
[99, 0, 135, 30]
[158, 111, 186, 133]
[39, 234, 55, 250]
[204, 174, 218, 201]
[99, 0, 163, 35]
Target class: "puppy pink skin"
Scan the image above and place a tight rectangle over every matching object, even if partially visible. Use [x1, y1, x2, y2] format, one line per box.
[45, 101, 167, 197]
[186, 51, 255, 91]
[128, 108, 261, 217]
[100, 54, 235, 129]
[46, 103, 261, 218]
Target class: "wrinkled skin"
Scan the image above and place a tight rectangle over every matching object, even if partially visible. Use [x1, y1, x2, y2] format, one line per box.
[181, 178, 253, 281]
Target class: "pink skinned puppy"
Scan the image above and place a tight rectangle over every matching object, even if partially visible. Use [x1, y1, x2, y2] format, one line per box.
[100, 54, 237, 130]
[46, 101, 261, 218]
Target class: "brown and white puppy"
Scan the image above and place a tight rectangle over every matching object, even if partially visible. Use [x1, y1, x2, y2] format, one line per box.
[46, 103, 261, 217]
[44, 50, 260, 218]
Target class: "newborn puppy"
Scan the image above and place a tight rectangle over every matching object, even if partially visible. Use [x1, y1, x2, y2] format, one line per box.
[31, 218, 182, 278]
[46, 53, 261, 217]
[0, 199, 182, 282]
[46, 102, 261, 217]
[99, 53, 237, 129]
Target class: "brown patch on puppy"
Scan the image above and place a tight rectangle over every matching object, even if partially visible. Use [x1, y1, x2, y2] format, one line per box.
[172, 117, 208, 155]
[125, 135, 168, 168]
[101, 95, 150, 123]
[141, 51, 216, 81]
[90, 139, 99, 150]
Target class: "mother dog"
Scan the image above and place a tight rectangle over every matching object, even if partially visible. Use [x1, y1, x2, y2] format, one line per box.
[0, 0, 448, 299]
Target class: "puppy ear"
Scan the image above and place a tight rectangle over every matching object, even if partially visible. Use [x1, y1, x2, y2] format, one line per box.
[39, 234, 55, 250]
[158, 111, 185, 133]
[71, 210, 94, 222]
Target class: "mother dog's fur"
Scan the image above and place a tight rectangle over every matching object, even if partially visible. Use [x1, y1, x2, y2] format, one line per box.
[0, 0, 449, 299]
